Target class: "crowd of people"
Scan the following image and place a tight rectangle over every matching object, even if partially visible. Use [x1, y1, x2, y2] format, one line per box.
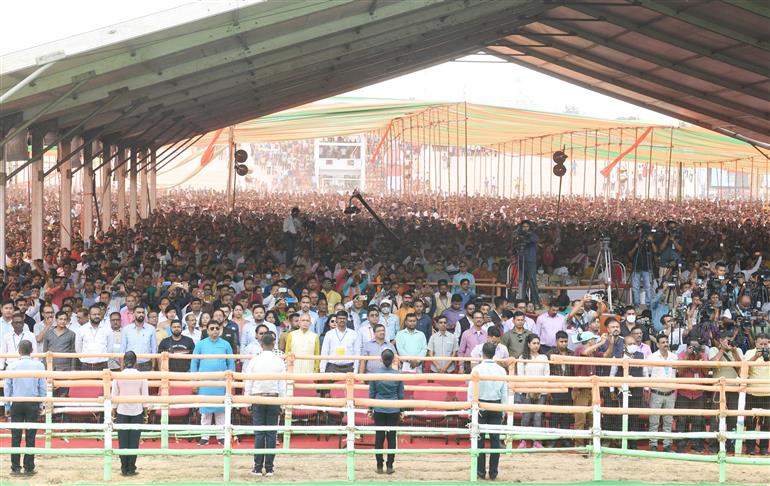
[2, 188, 769, 478]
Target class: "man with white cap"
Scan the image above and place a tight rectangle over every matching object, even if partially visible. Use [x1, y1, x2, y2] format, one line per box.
[378, 300, 399, 342]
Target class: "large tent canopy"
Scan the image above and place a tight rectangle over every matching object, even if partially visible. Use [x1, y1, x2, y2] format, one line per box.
[198, 98, 766, 171]
[1, 0, 768, 154]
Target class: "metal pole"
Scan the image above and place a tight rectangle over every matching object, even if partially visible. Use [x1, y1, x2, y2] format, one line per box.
[116, 146, 126, 226]
[154, 134, 206, 172]
[0, 136, 6, 271]
[0, 79, 87, 150]
[129, 147, 138, 228]
[30, 129, 45, 260]
[582, 130, 588, 196]
[0, 62, 56, 104]
[633, 127, 639, 199]
[539, 137, 544, 196]
[226, 126, 235, 211]
[666, 127, 674, 202]
[82, 140, 94, 239]
[647, 128, 654, 199]
[464, 102, 468, 200]
[594, 130, 599, 198]
[8, 92, 126, 180]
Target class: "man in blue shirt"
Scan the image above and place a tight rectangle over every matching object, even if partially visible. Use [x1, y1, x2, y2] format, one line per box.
[470, 343, 509, 481]
[4, 340, 46, 475]
[120, 307, 157, 371]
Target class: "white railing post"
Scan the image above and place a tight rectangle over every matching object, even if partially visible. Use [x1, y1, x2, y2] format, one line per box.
[223, 371, 233, 482]
[345, 373, 356, 482]
[102, 369, 113, 482]
[470, 371, 480, 482]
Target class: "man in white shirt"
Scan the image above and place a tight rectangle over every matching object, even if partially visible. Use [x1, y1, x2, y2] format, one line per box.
[242, 305, 276, 349]
[0, 300, 16, 340]
[244, 332, 286, 476]
[320, 313, 358, 373]
[356, 307, 390, 355]
[75, 305, 113, 370]
[298, 296, 321, 336]
[470, 326, 510, 365]
[182, 313, 202, 344]
[644, 334, 678, 452]
[0, 313, 36, 369]
[282, 206, 301, 264]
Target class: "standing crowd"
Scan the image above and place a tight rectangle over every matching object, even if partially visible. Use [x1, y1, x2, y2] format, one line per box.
[2, 189, 769, 478]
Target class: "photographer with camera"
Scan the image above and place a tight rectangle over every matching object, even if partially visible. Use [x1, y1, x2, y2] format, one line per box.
[707, 262, 732, 309]
[515, 220, 540, 307]
[628, 223, 658, 307]
[675, 338, 708, 453]
[658, 221, 683, 279]
[743, 333, 769, 456]
[707, 330, 743, 452]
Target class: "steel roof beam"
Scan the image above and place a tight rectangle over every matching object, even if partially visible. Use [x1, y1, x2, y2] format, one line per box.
[484, 49, 740, 136]
[0, 0, 357, 102]
[636, 0, 770, 51]
[499, 37, 770, 118]
[721, 0, 770, 19]
[566, 3, 770, 78]
[83, 0, 548, 137]
[0, 79, 86, 150]
[489, 48, 769, 136]
[534, 19, 769, 102]
[48, 0, 532, 131]
[7, 90, 128, 180]
[15, 0, 476, 122]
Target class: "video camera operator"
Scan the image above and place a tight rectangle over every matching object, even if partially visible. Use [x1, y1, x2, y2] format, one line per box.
[658, 221, 683, 278]
[514, 220, 540, 307]
[627, 223, 658, 307]
[707, 261, 732, 308]
[283, 206, 302, 264]
[747, 269, 770, 313]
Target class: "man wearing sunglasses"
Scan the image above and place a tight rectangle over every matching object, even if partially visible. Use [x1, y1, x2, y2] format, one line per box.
[190, 320, 235, 445]
[501, 311, 533, 359]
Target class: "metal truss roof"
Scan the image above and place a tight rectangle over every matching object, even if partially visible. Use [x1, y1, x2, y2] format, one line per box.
[486, 0, 770, 145]
[1, 0, 768, 152]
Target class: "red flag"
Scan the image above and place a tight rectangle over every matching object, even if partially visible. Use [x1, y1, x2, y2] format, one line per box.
[600, 127, 653, 178]
[200, 128, 224, 167]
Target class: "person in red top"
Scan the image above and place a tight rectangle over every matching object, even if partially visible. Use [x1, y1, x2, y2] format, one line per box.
[46, 276, 75, 310]
[675, 338, 709, 453]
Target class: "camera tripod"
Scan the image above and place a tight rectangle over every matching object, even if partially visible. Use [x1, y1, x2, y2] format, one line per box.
[587, 237, 619, 312]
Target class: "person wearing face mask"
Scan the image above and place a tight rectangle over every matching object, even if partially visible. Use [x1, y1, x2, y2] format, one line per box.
[120, 307, 157, 372]
[378, 300, 400, 342]
[619, 306, 638, 337]
[607, 335, 645, 449]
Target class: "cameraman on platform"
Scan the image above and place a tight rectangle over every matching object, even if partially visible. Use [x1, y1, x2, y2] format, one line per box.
[283, 206, 302, 264]
[516, 220, 540, 307]
[658, 221, 684, 279]
[628, 223, 658, 307]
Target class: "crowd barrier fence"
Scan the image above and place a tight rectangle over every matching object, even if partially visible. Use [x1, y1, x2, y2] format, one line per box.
[0, 351, 768, 483]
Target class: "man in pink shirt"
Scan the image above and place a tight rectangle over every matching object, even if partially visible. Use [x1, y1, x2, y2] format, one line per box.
[536, 304, 566, 354]
[119, 294, 138, 328]
[459, 310, 487, 373]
